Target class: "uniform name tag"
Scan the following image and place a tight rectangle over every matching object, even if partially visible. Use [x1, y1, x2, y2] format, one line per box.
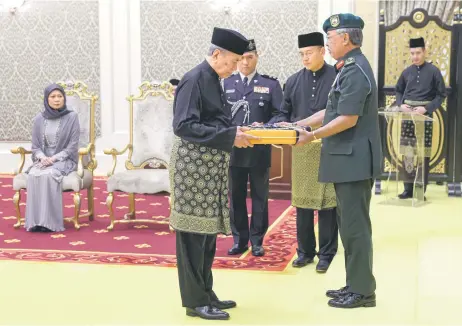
[226, 89, 235, 93]
[254, 86, 269, 94]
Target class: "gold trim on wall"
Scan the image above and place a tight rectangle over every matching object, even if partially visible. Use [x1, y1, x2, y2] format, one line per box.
[431, 159, 446, 174]
[413, 10, 425, 24]
[384, 156, 397, 173]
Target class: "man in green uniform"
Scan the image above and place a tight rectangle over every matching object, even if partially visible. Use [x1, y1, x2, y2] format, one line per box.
[294, 14, 382, 308]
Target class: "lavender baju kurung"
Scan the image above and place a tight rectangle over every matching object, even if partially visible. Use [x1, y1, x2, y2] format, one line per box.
[25, 92, 80, 232]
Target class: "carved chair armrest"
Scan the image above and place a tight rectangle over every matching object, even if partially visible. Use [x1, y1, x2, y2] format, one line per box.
[103, 144, 132, 177]
[77, 143, 96, 178]
[10, 147, 32, 175]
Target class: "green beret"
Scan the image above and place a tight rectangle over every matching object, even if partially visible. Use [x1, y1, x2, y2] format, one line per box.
[322, 13, 365, 33]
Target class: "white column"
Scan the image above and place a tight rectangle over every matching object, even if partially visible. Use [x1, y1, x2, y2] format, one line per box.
[373, 0, 379, 80]
[0, 0, 142, 175]
[317, 0, 334, 64]
[96, 0, 142, 176]
[352, 0, 380, 81]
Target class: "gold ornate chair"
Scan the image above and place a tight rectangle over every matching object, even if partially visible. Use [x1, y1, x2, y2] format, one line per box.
[104, 81, 174, 230]
[11, 81, 98, 230]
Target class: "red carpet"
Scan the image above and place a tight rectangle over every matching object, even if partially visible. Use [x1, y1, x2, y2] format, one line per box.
[0, 175, 308, 271]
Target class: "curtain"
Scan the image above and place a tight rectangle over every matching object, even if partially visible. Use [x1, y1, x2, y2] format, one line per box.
[380, 1, 458, 26]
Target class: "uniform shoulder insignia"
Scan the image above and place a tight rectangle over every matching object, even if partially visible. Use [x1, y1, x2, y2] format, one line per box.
[261, 74, 278, 80]
[344, 57, 356, 66]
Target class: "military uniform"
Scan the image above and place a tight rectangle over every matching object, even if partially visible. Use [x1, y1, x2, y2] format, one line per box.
[395, 37, 447, 197]
[223, 49, 283, 255]
[270, 32, 338, 271]
[170, 27, 249, 320]
[320, 14, 382, 308]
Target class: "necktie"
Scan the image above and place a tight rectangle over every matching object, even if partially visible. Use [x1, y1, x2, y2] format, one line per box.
[243, 77, 248, 88]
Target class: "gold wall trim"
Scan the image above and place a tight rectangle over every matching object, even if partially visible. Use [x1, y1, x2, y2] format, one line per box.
[413, 10, 425, 24]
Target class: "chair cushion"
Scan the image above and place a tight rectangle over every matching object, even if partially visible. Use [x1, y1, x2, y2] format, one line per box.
[107, 169, 170, 194]
[13, 169, 93, 192]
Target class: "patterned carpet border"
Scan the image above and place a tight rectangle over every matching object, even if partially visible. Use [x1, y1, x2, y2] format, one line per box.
[0, 206, 298, 272]
[1, 173, 301, 271]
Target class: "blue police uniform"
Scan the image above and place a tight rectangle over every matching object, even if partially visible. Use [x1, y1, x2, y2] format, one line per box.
[223, 69, 283, 256]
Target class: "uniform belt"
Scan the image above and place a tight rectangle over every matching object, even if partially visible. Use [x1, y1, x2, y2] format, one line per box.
[404, 100, 431, 106]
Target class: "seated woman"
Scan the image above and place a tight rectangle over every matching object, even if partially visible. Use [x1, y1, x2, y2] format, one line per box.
[25, 84, 80, 232]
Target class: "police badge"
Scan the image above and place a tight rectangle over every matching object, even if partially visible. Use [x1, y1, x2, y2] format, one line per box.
[248, 39, 256, 51]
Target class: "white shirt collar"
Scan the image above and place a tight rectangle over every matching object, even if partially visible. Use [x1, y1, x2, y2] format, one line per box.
[239, 70, 257, 83]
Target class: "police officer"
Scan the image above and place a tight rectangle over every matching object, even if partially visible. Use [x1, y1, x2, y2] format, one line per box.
[395, 37, 446, 199]
[223, 39, 283, 257]
[294, 14, 382, 308]
[272, 32, 339, 273]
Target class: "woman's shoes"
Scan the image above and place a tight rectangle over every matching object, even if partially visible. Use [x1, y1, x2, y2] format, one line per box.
[29, 226, 53, 232]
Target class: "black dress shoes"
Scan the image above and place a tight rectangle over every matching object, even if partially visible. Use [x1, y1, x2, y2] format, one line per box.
[316, 259, 331, 273]
[398, 190, 413, 199]
[326, 285, 349, 298]
[30, 226, 53, 232]
[228, 244, 248, 255]
[186, 305, 229, 320]
[251, 246, 264, 256]
[292, 256, 314, 268]
[328, 292, 376, 308]
[211, 299, 236, 310]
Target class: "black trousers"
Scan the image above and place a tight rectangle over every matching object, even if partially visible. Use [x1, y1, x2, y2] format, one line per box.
[403, 156, 430, 193]
[176, 231, 219, 308]
[334, 179, 376, 296]
[229, 166, 269, 247]
[296, 207, 338, 261]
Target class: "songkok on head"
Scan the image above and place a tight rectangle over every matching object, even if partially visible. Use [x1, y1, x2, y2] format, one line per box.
[211, 27, 249, 55]
[169, 79, 180, 86]
[410, 37, 425, 48]
[298, 32, 324, 48]
[323, 13, 364, 33]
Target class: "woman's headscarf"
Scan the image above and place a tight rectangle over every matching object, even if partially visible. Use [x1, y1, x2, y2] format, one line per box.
[42, 83, 71, 120]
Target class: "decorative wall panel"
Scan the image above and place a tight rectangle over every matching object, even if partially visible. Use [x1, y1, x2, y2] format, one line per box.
[141, 0, 318, 84]
[0, 1, 100, 141]
[384, 20, 451, 87]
